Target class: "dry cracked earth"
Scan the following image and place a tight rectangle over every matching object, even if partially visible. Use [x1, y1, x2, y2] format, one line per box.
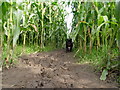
[2, 49, 118, 88]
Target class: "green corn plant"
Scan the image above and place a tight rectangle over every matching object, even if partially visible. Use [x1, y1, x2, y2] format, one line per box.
[115, 1, 120, 58]
[1, 0, 13, 67]
[70, 2, 119, 81]
[1, 0, 23, 67]
[115, 1, 120, 75]
[0, 2, 2, 47]
[18, 1, 66, 49]
[100, 2, 120, 81]
[40, 2, 45, 48]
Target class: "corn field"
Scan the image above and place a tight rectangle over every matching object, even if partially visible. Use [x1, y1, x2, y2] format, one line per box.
[0, 0, 120, 82]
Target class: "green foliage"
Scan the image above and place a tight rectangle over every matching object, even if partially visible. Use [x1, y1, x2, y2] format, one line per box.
[2, 44, 56, 67]
[100, 69, 108, 80]
[115, 1, 120, 24]
[75, 47, 119, 81]
[13, 9, 22, 47]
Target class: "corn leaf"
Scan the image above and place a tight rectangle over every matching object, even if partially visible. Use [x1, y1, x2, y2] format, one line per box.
[100, 69, 108, 81]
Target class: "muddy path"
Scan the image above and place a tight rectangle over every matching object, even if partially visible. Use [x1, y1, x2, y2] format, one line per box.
[2, 49, 117, 88]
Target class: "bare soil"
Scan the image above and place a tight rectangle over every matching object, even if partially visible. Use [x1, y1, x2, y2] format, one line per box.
[2, 49, 118, 88]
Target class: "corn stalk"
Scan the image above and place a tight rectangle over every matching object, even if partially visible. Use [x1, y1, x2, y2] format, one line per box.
[40, 2, 45, 48]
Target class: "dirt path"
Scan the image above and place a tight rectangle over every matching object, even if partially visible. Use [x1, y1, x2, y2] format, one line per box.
[2, 49, 117, 88]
